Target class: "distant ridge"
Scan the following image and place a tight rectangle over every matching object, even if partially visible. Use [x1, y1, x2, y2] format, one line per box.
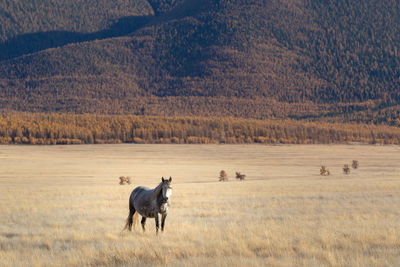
[0, 0, 399, 125]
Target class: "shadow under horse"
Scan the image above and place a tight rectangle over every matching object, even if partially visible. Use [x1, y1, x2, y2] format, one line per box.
[124, 177, 172, 234]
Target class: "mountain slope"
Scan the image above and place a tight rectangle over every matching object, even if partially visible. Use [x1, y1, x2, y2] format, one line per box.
[0, 0, 399, 123]
[0, 0, 152, 42]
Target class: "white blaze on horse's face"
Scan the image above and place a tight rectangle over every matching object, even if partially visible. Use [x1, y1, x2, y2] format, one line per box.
[163, 186, 172, 199]
[166, 188, 172, 198]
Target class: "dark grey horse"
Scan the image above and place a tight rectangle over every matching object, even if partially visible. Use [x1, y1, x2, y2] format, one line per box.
[124, 177, 172, 234]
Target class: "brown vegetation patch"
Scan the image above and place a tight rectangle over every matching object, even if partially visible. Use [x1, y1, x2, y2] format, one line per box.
[235, 172, 246, 180]
[219, 170, 228, 182]
[320, 166, 330, 176]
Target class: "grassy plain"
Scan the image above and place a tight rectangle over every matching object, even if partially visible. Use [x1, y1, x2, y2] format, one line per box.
[0, 144, 399, 266]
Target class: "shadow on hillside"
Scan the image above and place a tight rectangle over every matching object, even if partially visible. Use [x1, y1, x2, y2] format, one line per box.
[0, 15, 152, 61]
[0, 0, 210, 62]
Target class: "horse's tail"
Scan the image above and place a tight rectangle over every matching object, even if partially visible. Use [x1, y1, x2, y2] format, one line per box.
[123, 215, 130, 231]
[132, 212, 138, 230]
[123, 210, 138, 231]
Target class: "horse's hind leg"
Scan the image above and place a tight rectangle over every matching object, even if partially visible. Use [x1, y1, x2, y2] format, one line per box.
[141, 217, 147, 232]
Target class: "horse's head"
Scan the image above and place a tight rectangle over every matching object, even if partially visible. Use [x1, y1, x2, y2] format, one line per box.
[161, 177, 172, 201]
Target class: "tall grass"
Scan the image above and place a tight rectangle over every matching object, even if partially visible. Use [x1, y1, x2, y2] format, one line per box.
[0, 144, 399, 266]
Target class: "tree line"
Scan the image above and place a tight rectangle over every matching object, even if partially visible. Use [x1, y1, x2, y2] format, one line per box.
[0, 113, 399, 145]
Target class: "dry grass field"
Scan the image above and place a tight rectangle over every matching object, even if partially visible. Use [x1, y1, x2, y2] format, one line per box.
[0, 144, 399, 266]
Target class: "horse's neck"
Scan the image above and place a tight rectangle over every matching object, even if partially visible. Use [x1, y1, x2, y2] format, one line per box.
[152, 183, 163, 200]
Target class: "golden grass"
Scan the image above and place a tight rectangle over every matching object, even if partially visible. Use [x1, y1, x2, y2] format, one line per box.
[0, 144, 399, 266]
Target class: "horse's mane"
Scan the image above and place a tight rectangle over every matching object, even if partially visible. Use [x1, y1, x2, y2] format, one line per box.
[151, 181, 163, 200]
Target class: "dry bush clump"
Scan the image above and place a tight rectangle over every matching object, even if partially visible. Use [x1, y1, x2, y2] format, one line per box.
[219, 170, 228, 181]
[119, 176, 132, 185]
[320, 165, 330, 176]
[235, 172, 246, 180]
[352, 160, 359, 169]
[343, 164, 351, 174]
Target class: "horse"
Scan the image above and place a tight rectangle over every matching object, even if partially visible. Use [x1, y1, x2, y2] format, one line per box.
[123, 177, 172, 234]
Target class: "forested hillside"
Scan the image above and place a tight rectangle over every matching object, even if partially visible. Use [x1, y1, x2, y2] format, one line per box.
[0, 0, 399, 123]
[0, 0, 152, 42]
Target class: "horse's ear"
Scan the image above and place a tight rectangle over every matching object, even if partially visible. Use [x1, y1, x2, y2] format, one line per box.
[162, 177, 165, 182]
[169, 177, 172, 182]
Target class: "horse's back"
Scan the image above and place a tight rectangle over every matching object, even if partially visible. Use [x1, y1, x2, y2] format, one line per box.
[129, 186, 152, 205]
[130, 186, 149, 200]
[131, 186, 149, 195]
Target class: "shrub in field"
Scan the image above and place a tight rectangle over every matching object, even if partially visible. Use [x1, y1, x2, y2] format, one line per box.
[343, 164, 351, 174]
[320, 166, 330, 176]
[352, 160, 359, 169]
[219, 170, 228, 181]
[119, 176, 126, 185]
[235, 172, 246, 180]
[119, 176, 132, 185]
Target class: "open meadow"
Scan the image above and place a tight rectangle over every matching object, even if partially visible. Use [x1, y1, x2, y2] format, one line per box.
[0, 144, 399, 266]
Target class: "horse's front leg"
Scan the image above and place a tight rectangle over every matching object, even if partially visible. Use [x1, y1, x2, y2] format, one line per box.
[161, 213, 167, 232]
[154, 211, 160, 234]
